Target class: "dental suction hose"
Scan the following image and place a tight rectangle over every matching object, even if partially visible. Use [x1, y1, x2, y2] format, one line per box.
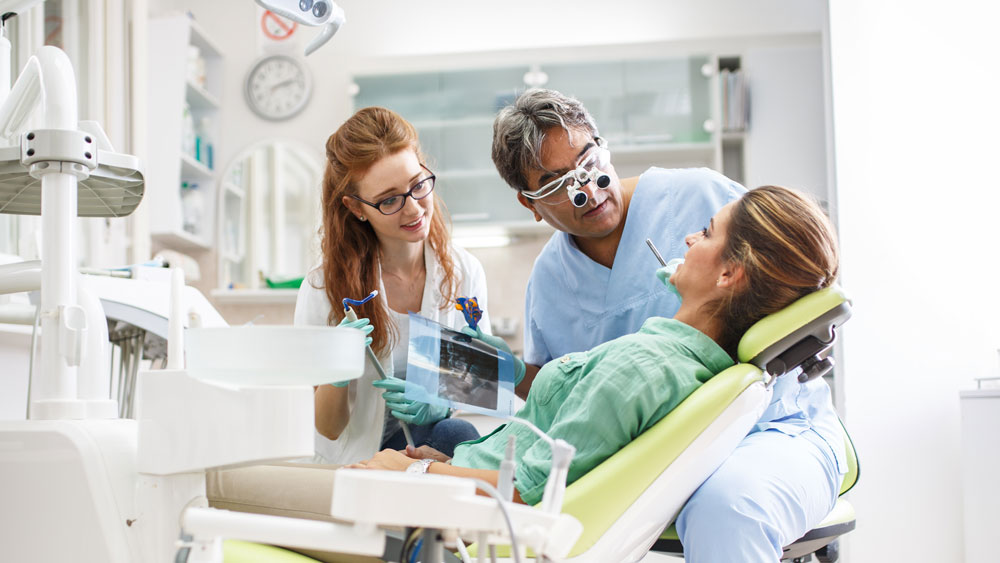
[343, 291, 415, 449]
[503, 416, 576, 514]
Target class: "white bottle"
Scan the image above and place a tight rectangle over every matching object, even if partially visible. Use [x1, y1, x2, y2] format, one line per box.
[181, 102, 195, 159]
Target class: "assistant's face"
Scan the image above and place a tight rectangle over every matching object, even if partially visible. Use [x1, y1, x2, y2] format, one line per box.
[346, 148, 434, 245]
[672, 202, 735, 301]
[519, 127, 624, 239]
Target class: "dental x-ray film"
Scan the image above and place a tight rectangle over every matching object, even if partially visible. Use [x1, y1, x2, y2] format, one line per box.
[405, 313, 517, 417]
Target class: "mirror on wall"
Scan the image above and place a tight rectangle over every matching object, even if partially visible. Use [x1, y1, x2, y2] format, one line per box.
[217, 141, 324, 291]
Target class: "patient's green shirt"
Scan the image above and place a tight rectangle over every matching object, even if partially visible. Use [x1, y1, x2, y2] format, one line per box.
[451, 317, 733, 506]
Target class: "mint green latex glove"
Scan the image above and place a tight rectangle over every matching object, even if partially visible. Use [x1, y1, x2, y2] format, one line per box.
[459, 326, 525, 386]
[332, 316, 374, 387]
[655, 258, 685, 298]
[372, 377, 449, 425]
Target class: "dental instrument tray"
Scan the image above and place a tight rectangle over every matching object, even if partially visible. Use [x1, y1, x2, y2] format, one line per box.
[184, 325, 365, 386]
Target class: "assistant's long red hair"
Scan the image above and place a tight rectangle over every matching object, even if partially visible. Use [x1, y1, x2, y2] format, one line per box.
[318, 107, 457, 356]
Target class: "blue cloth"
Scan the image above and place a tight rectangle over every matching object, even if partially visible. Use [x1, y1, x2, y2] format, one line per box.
[522, 167, 744, 366]
[522, 166, 846, 560]
[675, 429, 840, 562]
[381, 416, 480, 459]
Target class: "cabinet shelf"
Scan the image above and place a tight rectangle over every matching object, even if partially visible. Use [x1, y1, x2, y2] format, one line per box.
[188, 19, 222, 58]
[186, 80, 220, 110]
[411, 116, 496, 129]
[210, 288, 299, 305]
[613, 141, 716, 156]
[152, 228, 211, 252]
[148, 13, 223, 253]
[181, 153, 214, 180]
[222, 181, 246, 199]
[437, 169, 496, 180]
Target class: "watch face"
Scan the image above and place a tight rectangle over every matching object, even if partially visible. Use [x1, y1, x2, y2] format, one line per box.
[245, 54, 312, 121]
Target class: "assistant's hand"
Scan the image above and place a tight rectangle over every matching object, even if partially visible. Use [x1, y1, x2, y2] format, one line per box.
[332, 316, 374, 387]
[460, 326, 525, 385]
[372, 377, 449, 426]
[347, 448, 414, 471]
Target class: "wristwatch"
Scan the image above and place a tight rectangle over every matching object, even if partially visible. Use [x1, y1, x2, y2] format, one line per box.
[406, 458, 435, 474]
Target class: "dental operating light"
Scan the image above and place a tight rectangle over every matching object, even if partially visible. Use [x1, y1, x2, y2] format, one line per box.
[255, 0, 345, 56]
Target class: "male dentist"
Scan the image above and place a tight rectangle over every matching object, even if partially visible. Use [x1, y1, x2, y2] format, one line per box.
[479, 88, 847, 562]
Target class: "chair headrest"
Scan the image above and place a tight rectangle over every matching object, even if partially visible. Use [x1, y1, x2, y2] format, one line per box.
[737, 286, 852, 373]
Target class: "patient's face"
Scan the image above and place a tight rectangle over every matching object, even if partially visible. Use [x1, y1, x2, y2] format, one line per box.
[674, 202, 734, 300]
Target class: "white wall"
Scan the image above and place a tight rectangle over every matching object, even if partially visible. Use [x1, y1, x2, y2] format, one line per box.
[150, 0, 827, 194]
[743, 45, 828, 203]
[828, 2, 1000, 561]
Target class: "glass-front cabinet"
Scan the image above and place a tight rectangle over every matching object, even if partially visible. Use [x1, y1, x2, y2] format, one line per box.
[352, 56, 719, 230]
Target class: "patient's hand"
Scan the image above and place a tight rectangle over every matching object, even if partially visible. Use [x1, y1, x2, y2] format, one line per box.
[347, 448, 414, 471]
[405, 445, 451, 463]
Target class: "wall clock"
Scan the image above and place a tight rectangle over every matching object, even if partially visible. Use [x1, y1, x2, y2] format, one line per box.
[244, 54, 313, 121]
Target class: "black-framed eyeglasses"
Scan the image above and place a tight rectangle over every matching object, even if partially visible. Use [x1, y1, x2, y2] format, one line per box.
[349, 164, 436, 215]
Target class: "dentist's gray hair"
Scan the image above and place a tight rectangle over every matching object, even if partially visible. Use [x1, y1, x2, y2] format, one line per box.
[491, 88, 599, 192]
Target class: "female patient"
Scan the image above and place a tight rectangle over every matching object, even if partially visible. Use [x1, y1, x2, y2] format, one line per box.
[352, 185, 840, 506]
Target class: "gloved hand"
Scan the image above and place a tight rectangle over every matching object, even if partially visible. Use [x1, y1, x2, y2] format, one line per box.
[655, 258, 685, 298]
[332, 316, 374, 387]
[459, 326, 526, 386]
[372, 377, 449, 426]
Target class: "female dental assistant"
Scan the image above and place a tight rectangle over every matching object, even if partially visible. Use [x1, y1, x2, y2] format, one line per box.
[294, 107, 490, 465]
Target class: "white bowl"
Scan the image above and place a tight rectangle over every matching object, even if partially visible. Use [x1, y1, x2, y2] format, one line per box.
[184, 326, 365, 385]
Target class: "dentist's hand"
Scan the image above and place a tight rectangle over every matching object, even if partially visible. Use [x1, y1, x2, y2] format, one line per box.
[333, 316, 374, 387]
[459, 326, 525, 386]
[372, 377, 449, 426]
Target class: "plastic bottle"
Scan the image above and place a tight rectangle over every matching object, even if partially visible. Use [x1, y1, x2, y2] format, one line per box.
[181, 102, 195, 159]
[196, 116, 213, 169]
[181, 182, 204, 235]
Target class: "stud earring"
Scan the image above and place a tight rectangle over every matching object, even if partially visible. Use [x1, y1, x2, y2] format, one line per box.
[357, 215, 366, 222]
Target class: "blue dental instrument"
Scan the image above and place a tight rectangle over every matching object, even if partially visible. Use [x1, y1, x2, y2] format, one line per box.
[455, 296, 483, 331]
[343, 290, 415, 448]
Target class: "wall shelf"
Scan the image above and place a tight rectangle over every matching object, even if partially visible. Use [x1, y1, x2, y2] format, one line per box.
[180, 153, 214, 180]
[147, 13, 223, 252]
[186, 80, 220, 110]
[153, 229, 211, 252]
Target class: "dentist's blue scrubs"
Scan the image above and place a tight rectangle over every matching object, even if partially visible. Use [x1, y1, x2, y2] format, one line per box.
[523, 167, 847, 562]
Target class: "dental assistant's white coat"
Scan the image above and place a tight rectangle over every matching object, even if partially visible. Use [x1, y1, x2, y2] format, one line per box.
[294, 241, 491, 464]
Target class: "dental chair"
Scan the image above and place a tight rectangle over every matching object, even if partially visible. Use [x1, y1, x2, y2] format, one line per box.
[219, 285, 854, 563]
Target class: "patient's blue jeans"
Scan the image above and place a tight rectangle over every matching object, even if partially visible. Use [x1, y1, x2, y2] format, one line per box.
[381, 417, 480, 458]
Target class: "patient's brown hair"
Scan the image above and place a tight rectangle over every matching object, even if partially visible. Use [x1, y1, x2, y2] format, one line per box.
[712, 185, 840, 356]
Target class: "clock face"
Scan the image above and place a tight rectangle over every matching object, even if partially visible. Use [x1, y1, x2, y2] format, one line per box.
[244, 54, 312, 121]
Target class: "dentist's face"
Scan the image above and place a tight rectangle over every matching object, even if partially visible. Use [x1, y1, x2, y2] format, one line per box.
[518, 127, 623, 239]
[347, 148, 434, 245]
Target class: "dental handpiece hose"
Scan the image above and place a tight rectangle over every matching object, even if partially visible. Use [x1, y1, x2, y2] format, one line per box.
[344, 301, 415, 449]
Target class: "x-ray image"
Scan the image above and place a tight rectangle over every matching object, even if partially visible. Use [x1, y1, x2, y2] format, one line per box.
[405, 313, 517, 417]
